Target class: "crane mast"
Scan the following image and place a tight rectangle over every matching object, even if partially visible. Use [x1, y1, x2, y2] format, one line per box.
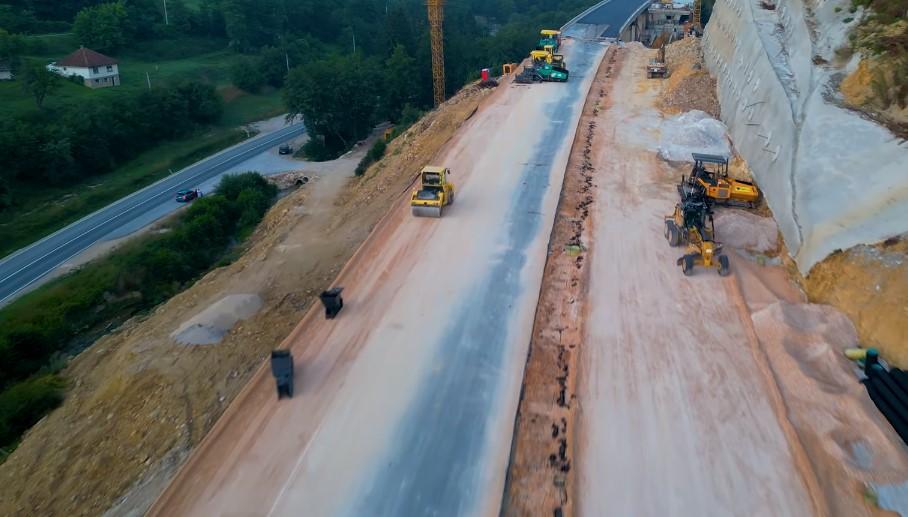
[427, 0, 446, 107]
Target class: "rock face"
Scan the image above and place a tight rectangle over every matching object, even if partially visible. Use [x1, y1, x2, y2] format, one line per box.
[702, 0, 908, 273]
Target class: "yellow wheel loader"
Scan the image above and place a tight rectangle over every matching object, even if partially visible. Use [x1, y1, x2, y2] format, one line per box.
[679, 153, 761, 208]
[411, 166, 454, 218]
[664, 199, 729, 276]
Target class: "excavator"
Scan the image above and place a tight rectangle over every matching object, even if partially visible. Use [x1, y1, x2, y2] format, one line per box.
[679, 153, 762, 208]
[664, 198, 730, 276]
[411, 166, 455, 217]
[538, 29, 562, 53]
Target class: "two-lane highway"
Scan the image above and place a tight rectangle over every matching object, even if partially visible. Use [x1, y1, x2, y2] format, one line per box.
[0, 122, 305, 306]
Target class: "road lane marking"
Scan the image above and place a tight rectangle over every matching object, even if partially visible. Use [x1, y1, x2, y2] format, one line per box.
[0, 126, 304, 296]
[266, 422, 324, 517]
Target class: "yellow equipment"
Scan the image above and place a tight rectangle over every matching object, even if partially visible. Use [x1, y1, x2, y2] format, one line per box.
[664, 199, 730, 276]
[411, 166, 455, 218]
[680, 153, 762, 208]
[427, 1, 446, 107]
[538, 29, 562, 53]
[530, 49, 566, 69]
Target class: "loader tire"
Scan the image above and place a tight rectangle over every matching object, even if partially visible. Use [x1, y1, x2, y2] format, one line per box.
[681, 255, 695, 276]
[665, 220, 681, 247]
[718, 255, 730, 276]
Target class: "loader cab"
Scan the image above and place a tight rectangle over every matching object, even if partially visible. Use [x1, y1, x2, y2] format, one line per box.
[691, 153, 729, 185]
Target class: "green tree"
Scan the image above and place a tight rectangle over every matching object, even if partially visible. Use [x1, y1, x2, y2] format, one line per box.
[0, 29, 25, 67]
[285, 53, 380, 157]
[230, 58, 265, 93]
[73, 2, 129, 53]
[384, 44, 419, 121]
[20, 62, 60, 109]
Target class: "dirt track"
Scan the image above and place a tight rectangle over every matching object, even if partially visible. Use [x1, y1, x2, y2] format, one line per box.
[574, 46, 819, 516]
[148, 38, 608, 516]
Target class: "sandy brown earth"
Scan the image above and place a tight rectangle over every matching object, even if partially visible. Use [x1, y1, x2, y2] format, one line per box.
[572, 44, 908, 516]
[0, 85, 492, 517]
[660, 37, 721, 118]
[802, 238, 908, 369]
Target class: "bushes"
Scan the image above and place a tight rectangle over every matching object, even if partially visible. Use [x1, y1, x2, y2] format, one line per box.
[0, 374, 66, 451]
[0, 173, 276, 450]
[0, 80, 222, 190]
[355, 139, 387, 176]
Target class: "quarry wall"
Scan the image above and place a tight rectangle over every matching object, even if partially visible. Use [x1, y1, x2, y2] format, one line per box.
[702, 0, 908, 273]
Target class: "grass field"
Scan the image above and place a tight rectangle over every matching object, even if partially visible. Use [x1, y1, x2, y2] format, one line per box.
[0, 34, 286, 258]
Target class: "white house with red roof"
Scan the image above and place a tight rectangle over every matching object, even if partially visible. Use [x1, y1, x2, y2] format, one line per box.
[47, 46, 120, 88]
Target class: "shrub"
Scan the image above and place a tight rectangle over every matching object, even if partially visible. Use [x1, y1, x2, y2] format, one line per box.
[0, 173, 278, 449]
[0, 374, 65, 449]
[230, 59, 265, 93]
[355, 138, 387, 176]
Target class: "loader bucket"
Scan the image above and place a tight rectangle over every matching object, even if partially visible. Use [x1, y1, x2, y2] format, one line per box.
[319, 287, 344, 319]
[412, 206, 442, 218]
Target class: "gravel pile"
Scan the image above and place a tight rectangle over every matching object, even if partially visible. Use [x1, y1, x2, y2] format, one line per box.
[660, 37, 721, 118]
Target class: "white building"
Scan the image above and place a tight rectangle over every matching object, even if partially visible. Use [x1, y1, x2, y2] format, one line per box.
[0, 61, 12, 81]
[48, 47, 120, 88]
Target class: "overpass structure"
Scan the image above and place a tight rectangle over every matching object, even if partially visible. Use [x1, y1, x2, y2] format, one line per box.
[564, 0, 654, 41]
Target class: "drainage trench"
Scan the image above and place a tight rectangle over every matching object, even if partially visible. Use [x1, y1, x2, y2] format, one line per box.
[501, 47, 620, 517]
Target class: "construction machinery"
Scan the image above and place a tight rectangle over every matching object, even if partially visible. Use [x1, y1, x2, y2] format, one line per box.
[679, 153, 762, 208]
[411, 166, 455, 217]
[646, 45, 667, 78]
[530, 49, 567, 69]
[516, 51, 570, 83]
[538, 29, 562, 53]
[664, 198, 730, 276]
[427, 0, 446, 106]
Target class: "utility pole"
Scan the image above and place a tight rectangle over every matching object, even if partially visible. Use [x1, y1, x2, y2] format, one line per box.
[146, 71, 151, 90]
[163, 0, 169, 25]
[352, 29, 356, 54]
[285, 51, 290, 72]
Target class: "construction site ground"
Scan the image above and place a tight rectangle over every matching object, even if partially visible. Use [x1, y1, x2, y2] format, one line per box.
[148, 38, 608, 515]
[3, 35, 908, 517]
[505, 43, 908, 517]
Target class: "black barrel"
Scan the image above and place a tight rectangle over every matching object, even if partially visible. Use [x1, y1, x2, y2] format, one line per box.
[319, 287, 344, 319]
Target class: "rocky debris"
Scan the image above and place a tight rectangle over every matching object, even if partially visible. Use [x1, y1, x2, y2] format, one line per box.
[267, 171, 311, 190]
[659, 37, 721, 118]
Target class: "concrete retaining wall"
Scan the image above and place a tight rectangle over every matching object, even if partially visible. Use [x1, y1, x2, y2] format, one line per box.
[702, 0, 908, 273]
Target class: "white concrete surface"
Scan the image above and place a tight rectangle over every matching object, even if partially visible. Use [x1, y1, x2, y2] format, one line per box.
[703, 0, 908, 273]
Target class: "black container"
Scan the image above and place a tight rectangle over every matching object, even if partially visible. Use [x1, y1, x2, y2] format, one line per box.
[270, 350, 294, 398]
[319, 287, 344, 319]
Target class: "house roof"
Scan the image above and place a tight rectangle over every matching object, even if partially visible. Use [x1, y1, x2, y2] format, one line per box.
[57, 47, 118, 68]
[0, 61, 10, 72]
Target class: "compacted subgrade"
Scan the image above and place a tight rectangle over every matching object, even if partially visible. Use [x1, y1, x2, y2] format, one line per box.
[501, 46, 619, 517]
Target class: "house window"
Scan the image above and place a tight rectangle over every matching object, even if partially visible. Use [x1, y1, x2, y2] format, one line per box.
[95, 79, 100, 84]
[92, 67, 99, 74]
[107, 65, 113, 72]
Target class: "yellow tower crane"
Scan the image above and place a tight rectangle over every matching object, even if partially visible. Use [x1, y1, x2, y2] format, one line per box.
[692, 0, 703, 32]
[427, 0, 446, 107]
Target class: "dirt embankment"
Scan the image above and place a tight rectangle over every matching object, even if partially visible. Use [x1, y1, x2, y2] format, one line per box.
[502, 47, 619, 517]
[660, 37, 721, 118]
[0, 85, 492, 517]
[801, 237, 908, 369]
